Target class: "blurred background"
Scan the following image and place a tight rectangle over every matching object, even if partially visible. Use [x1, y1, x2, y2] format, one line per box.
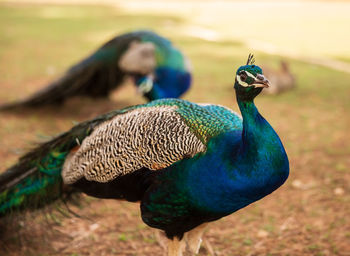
[0, 0, 349, 255]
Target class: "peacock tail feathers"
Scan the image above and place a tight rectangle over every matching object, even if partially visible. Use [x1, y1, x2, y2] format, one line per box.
[0, 151, 68, 216]
[0, 106, 135, 216]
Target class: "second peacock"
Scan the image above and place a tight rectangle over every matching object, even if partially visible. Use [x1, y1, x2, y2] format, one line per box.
[0, 56, 289, 255]
[0, 30, 191, 110]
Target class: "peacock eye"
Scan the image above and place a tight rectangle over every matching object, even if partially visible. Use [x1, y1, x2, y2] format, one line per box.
[240, 72, 247, 82]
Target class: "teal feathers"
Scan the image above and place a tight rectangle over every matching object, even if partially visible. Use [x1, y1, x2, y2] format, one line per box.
[0, 151, 66, 215]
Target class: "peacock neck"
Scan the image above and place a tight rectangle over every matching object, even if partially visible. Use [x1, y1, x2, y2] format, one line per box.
[235, 94, 288, 174]
[226, 94, 289, 201]
[237, 97, 260, 125]
[237, 96, 267, 153]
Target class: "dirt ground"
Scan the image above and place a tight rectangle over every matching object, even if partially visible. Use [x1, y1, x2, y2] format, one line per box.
[0, 2, 350, 256]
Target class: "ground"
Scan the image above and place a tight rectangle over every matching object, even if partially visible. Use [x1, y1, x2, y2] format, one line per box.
[0, 2, 349, 256]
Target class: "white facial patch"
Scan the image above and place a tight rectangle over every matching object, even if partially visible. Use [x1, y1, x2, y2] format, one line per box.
[236, 71, 257, 87]
[245, 71, 257, 79]
[119, 41, 156, 74]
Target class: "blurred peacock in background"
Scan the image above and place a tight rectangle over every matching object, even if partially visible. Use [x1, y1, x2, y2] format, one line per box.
[0, 30, 191, 110]
[0, 55, 289, 256]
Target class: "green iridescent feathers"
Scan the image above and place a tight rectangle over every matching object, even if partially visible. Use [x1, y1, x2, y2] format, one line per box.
[0, 151, 67, 215]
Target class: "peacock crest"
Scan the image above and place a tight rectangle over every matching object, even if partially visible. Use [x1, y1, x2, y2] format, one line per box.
[246, 53, 255, 65]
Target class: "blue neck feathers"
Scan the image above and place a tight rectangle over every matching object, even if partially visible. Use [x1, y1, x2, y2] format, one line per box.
[238, 98, 269, 156]
[183, 96, 289, 215]
[230, 97, 289, 199]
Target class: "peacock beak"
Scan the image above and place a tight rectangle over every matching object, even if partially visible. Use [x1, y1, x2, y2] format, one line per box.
[252, 74, 270, 88]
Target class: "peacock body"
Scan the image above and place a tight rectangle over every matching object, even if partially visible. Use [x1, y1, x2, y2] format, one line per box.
[0, 57, 289, 255]
[0, 30, 191, 110]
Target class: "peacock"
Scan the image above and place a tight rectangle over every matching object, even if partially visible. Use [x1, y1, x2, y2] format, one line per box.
[0, 55, 289, 255]
[0, 30, 191, 110]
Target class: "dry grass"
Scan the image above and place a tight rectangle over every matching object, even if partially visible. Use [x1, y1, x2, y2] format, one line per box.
[0, 2, 349, 256]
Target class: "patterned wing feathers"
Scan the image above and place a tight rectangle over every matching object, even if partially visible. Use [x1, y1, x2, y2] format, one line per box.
[62, 106, 206, 184]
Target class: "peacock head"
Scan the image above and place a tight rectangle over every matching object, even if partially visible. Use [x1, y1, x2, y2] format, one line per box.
[234, 54, 270, 101]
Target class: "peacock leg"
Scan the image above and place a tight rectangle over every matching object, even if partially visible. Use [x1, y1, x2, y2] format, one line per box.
[184, 223, 208, 254]
[168, 236, 185, 256]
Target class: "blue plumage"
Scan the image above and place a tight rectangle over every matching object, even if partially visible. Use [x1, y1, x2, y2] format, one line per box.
[137, 67, 191, 99]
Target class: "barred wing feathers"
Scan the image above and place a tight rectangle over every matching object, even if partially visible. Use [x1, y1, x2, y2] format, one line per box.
[62, 105, 207, 184]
